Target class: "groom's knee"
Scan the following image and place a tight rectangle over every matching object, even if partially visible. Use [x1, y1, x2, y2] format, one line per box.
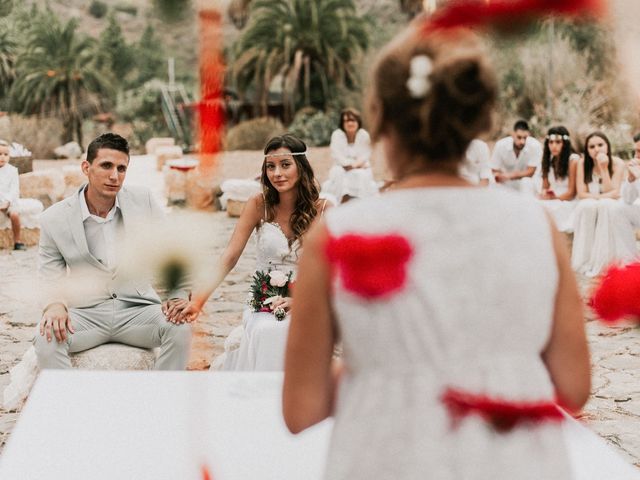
[33, 331, 69, 369]
[162, 322, 192, 352]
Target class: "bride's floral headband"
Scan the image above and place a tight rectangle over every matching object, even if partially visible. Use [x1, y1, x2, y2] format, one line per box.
[264, 150, 308, 158]
[546, 134, 570, 141]
[406, 55, 433, 99]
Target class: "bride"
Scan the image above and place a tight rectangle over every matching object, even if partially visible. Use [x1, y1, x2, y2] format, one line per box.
[172, 134, 328, 370]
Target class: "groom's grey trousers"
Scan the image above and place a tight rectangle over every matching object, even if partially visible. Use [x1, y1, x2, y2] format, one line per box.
[33, 299, 191, 370]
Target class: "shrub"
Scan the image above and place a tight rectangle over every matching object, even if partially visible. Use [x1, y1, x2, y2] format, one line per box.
[288, 108, 337, 147]
[224, 117, 285, 151]
[88, 0, 108, 18]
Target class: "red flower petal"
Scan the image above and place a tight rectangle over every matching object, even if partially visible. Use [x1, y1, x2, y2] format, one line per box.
[441, 388, 563, 433]
[589, 262, 640, 325]
[325, 234, 413, 299]
[425, 0, 604, 33]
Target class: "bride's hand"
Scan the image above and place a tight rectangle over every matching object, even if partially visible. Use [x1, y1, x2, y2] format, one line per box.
[270, 296, 292, 312]
[166, 300, 202, 324]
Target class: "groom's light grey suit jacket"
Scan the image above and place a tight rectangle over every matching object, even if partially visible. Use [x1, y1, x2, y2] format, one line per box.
[38, 185, 188, 309]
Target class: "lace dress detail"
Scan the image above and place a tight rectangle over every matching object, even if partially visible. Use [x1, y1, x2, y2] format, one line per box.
[218, 222, 300, 371]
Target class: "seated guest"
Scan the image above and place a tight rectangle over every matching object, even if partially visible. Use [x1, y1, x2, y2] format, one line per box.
[0, 140, 26, 250]
[571, 131, 636, 277]
[460, 139, 491, 186]
[622, 133, 640, 207]
[490, 119, 543, 195]
[538, 126, 579, 232]
[321, 108, 378, 203]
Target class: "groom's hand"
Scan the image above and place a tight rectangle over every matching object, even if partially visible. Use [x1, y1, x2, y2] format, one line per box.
[163, 298, 191, 324]
[40, 303, 74, 343]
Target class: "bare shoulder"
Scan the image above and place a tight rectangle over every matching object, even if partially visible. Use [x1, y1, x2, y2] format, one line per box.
[245, 193, 265, 218]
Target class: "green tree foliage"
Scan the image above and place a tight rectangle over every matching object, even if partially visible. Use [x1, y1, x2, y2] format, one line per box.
[0, 0, 12, 18]
[89, 0, 108, 19]
[0, 30, 16, 99]
[10, 12, 113, 144]
[99, 13, 135, 90]
[134, 25, 165, 85]
[232, 0, 369, 121]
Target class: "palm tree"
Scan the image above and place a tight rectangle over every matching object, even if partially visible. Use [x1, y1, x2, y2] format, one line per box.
[0, 30, 15, 99]
[10, 13, 112, 145]
[232, 0, 369, 121]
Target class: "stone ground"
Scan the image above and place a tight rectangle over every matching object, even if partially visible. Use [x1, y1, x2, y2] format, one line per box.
[0, 152, 639, 470]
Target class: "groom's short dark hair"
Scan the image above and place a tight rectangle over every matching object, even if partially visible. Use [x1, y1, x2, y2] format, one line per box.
[86, 133, 129, 164]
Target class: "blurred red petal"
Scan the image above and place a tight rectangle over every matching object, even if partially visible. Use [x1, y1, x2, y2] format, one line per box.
[589, 262, 640, 324]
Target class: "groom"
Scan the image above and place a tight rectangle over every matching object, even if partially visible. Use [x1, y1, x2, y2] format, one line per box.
[34, 133, 191, 370]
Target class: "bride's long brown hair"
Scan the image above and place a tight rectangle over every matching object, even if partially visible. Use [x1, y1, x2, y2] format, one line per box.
[261, 134, 320, 246]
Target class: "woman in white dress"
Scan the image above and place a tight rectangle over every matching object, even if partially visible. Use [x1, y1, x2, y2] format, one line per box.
[571, 131, 636, 277]
[321, 108, 379, 203]
[283, 25, 596, 480]
[538, 126, 579, 232]
[173, 134, 328, 371]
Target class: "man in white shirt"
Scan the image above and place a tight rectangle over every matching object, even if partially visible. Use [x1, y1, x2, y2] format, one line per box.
[0, 139, 25, 250]
[461, 139, 492, 186]
[34, 133, 192, 370]
[490, 120, 543, 195]
[621, 133, 640, 227]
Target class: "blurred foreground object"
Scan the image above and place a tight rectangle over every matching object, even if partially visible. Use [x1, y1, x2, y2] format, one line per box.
[589, 262, 640, 325]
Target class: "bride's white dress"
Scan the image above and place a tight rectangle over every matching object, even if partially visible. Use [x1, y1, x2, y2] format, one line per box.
[217, 222, 299, 371]
[323, 187, 639, 479]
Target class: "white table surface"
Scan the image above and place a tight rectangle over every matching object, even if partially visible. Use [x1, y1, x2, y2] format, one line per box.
[0, 371, 332, 480]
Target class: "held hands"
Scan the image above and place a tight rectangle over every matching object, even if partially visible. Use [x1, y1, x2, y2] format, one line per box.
[163, 298, 197, 325]
[40, 304, 74, 343]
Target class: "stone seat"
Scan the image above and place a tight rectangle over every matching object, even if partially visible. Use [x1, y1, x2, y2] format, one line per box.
[0, 197, 43, 249]
[70, 343, 159, 370]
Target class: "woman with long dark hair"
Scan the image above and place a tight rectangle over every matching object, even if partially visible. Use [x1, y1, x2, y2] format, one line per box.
[175, 133, 329, 370]
[571, 131, 635, 277]
[538, 125, 579, 232]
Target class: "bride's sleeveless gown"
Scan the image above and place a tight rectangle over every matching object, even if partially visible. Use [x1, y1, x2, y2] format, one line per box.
[219, 221, 299, 371]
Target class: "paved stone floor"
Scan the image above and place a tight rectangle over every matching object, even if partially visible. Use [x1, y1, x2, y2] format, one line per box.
[0, 155, 638, 470]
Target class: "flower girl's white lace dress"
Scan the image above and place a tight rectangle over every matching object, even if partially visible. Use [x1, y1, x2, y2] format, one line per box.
[322, 186, 639, 479]
[213, 220, 299, 371]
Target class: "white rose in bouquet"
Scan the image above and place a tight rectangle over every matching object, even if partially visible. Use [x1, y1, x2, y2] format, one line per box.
[269, 270, 288, 287]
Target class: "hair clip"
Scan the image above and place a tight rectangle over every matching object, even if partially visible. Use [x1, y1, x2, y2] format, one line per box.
[264, 151, 308, 158]
[406, 55, 433, 99]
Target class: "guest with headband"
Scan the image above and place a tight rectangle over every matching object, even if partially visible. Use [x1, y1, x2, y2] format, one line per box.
[170, 133, 329, 371]
[538, 126, 579, 232]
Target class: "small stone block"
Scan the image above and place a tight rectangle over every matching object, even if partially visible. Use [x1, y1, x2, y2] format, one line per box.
[145, 137, 175, 156]
[227, 199, 246, 217]
[70, 343, 158, 370]
[0, 228, 39, 249]
[19, 170, 66, 208]
[156, 146, 183, 171]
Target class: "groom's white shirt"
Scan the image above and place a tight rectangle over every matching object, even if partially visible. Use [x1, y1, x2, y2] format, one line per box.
[38, 184, 189, 309]
[79, 186, 121, 269]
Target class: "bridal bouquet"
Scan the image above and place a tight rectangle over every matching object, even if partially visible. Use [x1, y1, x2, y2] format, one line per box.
[248, 269, 293, 321]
